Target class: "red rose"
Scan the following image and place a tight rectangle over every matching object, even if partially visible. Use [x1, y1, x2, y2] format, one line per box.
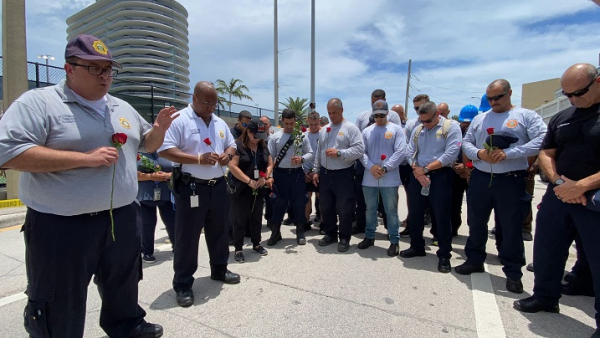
[486, 127, 494, 135]
[111, 132, 127, 146]
[302, 127, 307, 132]
[380, 154, 387, 161]
[465, 161, 473, 169]
[326, 127, 332, 132]
[259, 171, 267, 178]
[137, 154, 141, 161]
[203, 137, 212, 146]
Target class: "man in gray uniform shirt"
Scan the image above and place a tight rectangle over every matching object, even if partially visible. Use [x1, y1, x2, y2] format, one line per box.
[312, 98, 365, 252]
[0, 34, 178, 337]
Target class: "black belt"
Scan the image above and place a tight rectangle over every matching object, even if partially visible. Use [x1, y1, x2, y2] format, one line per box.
[475, 169, 527, 177]
[191, 176, 224, 186]
[427, 167, 452, 175]
[275, 167, 303, 174]
[319, 166, 353, 172]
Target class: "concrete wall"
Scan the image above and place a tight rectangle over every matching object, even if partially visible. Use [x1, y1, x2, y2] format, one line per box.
[521, 78, 560, 110]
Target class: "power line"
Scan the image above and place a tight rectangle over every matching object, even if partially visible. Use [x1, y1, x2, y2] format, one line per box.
[411, 73, 483, 95]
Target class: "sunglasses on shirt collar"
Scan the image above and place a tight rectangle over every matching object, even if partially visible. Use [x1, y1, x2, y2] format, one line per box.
[562, 76, 599, 98]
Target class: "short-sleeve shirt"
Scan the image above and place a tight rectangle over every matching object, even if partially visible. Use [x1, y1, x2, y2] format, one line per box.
[158, 105, 236, 179]
[541, 103, 600, 181]
[0, 80, 152, 215]
[232, 139, 270, 196]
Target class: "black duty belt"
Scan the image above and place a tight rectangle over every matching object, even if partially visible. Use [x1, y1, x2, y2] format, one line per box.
[192, 176, 224, 186]
[275, 167, 303, 174]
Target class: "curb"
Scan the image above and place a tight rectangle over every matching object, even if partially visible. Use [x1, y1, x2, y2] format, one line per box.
[0, 206, 26, 229]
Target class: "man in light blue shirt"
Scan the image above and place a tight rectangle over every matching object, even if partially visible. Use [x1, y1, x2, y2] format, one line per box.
[357, 100, 407, 256]
[312, 98, 365, 252]
[400, 101, 462, 273]
[455, 79, 547, 294]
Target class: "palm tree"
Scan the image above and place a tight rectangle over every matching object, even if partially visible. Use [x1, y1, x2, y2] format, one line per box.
[280, 97, 309, 123]
[215, 78, 253, 110]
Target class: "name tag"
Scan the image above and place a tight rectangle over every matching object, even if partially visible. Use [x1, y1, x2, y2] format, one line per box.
[153, 188, 161, 201]
[190, 195, 199, 208]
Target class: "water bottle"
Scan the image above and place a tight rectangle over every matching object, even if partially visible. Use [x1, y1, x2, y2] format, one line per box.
[421, 176, 430, 196]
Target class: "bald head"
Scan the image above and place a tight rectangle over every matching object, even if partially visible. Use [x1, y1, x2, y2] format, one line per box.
[194, 81, 216, 96]
[437, 103, 450, 118]
[390, 104, 406, 120]
[561, 63, 600, 108]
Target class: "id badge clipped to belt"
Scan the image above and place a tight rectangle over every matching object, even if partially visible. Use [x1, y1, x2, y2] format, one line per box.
[153, 182, 161, 201]
[190, 182, 199, 208]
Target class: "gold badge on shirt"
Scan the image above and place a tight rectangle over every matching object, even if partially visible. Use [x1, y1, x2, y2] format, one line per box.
[338, 132, 344, 136]
[384, 131, 393, 139]
[506, 119, 518, 128]
[219, 130, 225, 139]
[119, 117, 131, 129]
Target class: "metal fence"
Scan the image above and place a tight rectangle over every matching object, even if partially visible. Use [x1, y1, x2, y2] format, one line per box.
[0, 56, 275, 124]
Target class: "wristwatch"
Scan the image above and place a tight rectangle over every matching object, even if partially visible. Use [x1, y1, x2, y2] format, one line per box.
[227, 153, 234, 160]
[423, 166, 430, 174]
[381, 166, 388, 173]
[554, 178, 565, 186]
[336, 151, 341, 158]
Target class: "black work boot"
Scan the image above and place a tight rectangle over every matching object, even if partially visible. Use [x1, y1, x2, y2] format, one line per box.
[267, 223, 282, 246]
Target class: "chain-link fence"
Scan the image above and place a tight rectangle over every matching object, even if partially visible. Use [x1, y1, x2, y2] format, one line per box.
[0, 56, 275, 124]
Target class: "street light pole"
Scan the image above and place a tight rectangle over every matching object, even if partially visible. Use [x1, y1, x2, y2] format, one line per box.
[37, 55, 55, 83]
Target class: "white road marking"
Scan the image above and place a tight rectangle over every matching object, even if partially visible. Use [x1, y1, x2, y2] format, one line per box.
[0, 292, 27, 307]
[472, 264, 507, 338]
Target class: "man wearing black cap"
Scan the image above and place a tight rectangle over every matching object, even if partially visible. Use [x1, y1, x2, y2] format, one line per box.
[0, 34, 177, 337]
[231, 110, 252, 139]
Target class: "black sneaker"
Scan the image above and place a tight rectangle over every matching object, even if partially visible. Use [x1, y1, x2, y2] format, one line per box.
[357, 238, 375, 249]
[283, 218, 293, 225]
[142, 254, 156, 264]
[387, 243, 400, 257]
[399, 228, 410, 238]
[318, 235, 338, 246]
[338, 239, 350, 252]
[234, 251, 245, 263]
[252, 246, 268, 256]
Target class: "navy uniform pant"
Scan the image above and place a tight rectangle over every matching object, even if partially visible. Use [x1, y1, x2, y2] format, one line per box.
[319, 166, 356, 242]
[451, 171, 468, 234]
[271, 168, 308, 225]
[139, 200, 175, 256]
[172, 179, 230, 292]
[407, 167, 453, 259]
[23, 204, 146, 338]
[464, 169, 529, 279]
[533, 184, 600, 327]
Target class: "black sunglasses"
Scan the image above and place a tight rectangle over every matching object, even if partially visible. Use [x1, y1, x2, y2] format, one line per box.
[487, 90, 509, 102]
[373, 114, 386, 119]
[562, 76, 599, 98]
[413, 106, 420, 112]
[418, 112, 436, 124]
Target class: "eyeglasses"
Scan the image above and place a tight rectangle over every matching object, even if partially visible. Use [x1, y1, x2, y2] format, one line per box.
[562, 76, 599, 98]
[413, 106, 420, 112]
[487, 90, 509, 102]
[69, 63, 118, 77]
[373, 114, 386, 119]
[202, 101, 218, 109]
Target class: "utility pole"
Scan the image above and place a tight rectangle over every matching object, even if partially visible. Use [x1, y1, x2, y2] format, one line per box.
[404, 59, 412, 116]
[310, 0, 315, 109]
[274, 0, 279, 126]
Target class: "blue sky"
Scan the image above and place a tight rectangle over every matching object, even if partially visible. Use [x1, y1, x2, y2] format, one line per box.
[1, 0, 600, 122]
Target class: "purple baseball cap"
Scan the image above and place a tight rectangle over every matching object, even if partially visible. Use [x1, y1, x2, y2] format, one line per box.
[65, 34, 121, 68]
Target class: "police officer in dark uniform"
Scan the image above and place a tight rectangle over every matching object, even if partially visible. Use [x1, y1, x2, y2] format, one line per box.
[159, 81, 240, 308]
[514, 64, 600, 337]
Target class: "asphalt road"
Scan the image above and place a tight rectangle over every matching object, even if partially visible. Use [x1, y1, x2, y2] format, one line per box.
[0, 177, 595, 338]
